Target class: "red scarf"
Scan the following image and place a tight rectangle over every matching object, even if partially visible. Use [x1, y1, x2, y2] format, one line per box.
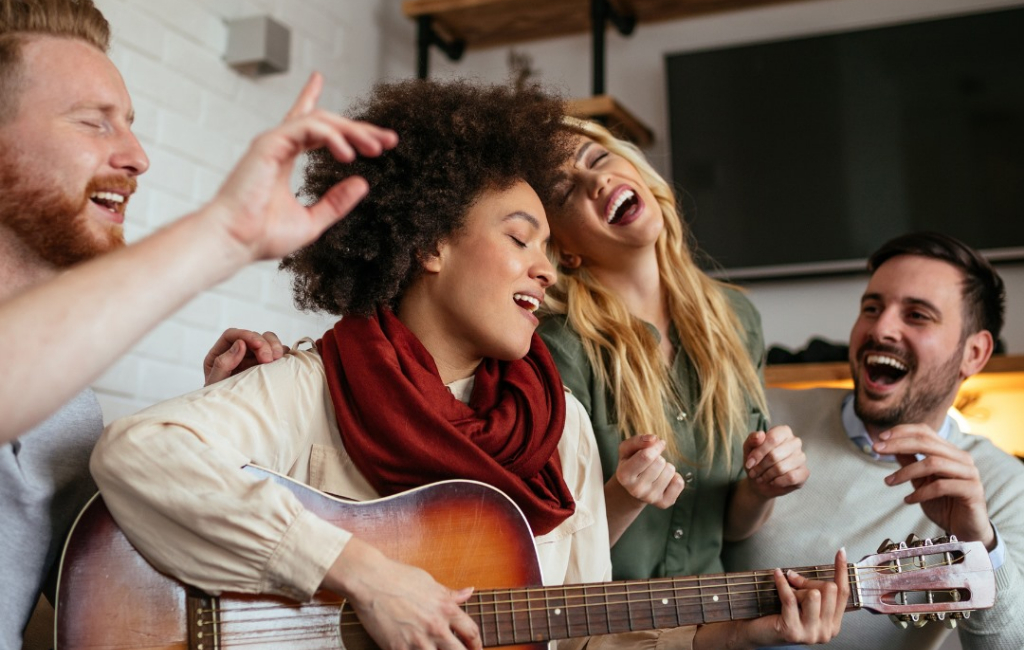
[316, 309, 575, 535]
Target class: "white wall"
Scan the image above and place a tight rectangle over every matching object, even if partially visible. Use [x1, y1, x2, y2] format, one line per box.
[93, 0, 1024, 423]
[91, 0, 394, 422]
[384, 0, 1024, 354]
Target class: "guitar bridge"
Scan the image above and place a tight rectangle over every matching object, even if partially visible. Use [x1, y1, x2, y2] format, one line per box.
[187, 588, 220, 650]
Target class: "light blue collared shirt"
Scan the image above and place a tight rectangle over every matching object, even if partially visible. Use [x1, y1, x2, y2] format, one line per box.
[841, 394, 1004, 570]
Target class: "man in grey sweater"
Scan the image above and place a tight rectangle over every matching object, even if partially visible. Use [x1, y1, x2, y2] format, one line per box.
[725, 232, 1024, 649]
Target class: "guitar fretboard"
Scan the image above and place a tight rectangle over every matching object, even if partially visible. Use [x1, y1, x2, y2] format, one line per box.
[466, 565, 852, 645]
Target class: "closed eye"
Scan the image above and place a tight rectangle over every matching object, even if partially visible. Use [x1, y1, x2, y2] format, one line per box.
[509, 235, 527, 248]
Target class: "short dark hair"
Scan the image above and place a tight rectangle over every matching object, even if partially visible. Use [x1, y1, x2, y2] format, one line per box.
[868, 231, 1005, 340]
[282, 79, 570, 317]
[0, 0, 111, 123]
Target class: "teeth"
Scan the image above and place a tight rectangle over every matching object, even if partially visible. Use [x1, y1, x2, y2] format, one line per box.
[606, 189, 635, 223]
[513, 293, 540, 312]
[90, 191, 126, 203]
[866, 354, 907, 372]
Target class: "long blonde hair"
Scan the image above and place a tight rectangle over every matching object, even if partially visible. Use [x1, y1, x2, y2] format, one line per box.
[542, 119, 768, 466]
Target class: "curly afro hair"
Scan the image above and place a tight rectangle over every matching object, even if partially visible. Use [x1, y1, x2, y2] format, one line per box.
[280, 79, 570, 317]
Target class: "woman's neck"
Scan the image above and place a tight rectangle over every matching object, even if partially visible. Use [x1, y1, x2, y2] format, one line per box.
[396, 286, 482, 385]
[590, 248, 667, 328]
[589, 248, 674, 363]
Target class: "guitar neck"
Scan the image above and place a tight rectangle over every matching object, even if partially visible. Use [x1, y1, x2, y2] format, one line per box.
[466, 564, 854, 646]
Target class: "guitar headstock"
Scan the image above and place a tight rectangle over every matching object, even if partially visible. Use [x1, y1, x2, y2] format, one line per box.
[853, 534, 995, 629]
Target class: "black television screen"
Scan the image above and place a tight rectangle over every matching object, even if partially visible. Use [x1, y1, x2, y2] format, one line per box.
[666, 7, 1024, 280]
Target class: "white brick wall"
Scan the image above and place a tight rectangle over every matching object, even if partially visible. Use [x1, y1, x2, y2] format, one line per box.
[92, 0, 409, 422]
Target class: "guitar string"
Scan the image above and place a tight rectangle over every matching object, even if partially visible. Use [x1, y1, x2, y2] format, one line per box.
[195, 550, 975, 622]
[189, 557, 984, 645]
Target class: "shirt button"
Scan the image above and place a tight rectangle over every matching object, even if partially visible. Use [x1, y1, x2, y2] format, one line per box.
[673, 528, 685, 539]
[684, 472, 694, 483]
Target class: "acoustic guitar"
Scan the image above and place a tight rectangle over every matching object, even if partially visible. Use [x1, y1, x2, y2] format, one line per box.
[55, 467, 995, 649]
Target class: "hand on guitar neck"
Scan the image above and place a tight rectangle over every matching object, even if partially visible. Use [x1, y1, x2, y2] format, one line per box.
[694, 549, 849, 650]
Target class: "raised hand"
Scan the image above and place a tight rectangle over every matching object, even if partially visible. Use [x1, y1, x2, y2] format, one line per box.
[614, 434, 686, 508]
[204, 328, 289, 385]
[604, 434, 685, 545]
[203, 72, 398, 263]
[742, 424, 809, 499]
[875, 423, 994, 549]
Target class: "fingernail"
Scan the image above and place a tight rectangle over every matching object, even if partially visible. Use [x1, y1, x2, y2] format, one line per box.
[745, 458, 755, 469]
[884, 474, 894, 485]
[880, 431, 891, 440]
[875, 442, 886, 451]
[641, 434, 655, 442]
[231, 341, 241, 352]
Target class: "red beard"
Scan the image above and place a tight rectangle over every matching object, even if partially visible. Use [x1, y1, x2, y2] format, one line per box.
[0, 158, 134, 268]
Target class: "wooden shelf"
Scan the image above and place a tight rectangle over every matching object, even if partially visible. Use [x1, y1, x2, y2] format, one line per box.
[403, 0, 814, 50]
[567, 94, 654, 147]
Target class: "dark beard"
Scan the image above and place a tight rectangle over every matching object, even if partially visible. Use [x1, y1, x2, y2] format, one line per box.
[853, 340, 964, 430]
[0, 156, 126, 268]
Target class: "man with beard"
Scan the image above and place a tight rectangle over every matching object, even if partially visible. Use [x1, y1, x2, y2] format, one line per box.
[0, 2, 417, 648]
[724, 232, 1024, 650]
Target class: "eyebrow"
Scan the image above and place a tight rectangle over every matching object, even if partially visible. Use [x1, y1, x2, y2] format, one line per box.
[574, 141, 594, 165]
[861, 292, 942, 314]
[503, 210, 551, 244]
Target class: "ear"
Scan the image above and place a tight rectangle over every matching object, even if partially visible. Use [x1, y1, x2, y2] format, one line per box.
[418, 242, 448, 274]
[960, 330, 994, 380]
[559, 252, 582, 270]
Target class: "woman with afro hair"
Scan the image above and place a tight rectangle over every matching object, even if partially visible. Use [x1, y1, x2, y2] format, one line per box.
[95, 79, 846, 650]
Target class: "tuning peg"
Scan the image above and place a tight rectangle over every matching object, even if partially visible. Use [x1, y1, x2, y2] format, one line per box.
[932, 534, 951, 545]
[945, 617, 958, 629]
[889, 614, 910, 629]
[905, 533, 923, 547]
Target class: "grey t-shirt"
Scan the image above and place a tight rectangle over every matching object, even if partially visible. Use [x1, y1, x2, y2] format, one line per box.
[1, 390, 102, 650]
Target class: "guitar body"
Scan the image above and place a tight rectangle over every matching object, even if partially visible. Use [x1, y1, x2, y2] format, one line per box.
[55, 468, 545, 650]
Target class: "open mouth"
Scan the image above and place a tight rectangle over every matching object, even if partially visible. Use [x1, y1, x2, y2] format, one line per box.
[864, 353, 909, 386]
[89, 191, 128, 215]
[606, 188, 640, 225]
[513, 292, 540, 313]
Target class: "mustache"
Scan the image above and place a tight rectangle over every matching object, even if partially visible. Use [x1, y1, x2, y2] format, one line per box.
[84, 174, 138, 198]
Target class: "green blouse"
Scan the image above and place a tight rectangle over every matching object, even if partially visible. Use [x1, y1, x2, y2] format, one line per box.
[538, 288, 768, 580]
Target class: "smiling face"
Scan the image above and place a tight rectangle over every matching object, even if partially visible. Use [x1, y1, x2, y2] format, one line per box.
[849, 254, 985, 435]
[409, 180, 556, 378]
[0, 36, 148, 268]
[547, 134, 663, 270]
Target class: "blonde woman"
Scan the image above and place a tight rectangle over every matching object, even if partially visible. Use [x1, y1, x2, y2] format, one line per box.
[538, 118, 809, 581]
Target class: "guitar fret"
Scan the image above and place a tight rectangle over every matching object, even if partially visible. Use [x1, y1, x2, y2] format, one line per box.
[526, 588, 537, 642]
[583, 584, 592, 635]
[724, 573, 734, 621]
[602, 583, 612, 635]
[697, 575, 707, 624]
[493, 589, 503, 646]
[565, 586, 574, 639]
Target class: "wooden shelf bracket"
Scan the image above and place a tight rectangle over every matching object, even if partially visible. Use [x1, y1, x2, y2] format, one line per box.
[416, 14, 465, 80]
[590, 0, 636, 95]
